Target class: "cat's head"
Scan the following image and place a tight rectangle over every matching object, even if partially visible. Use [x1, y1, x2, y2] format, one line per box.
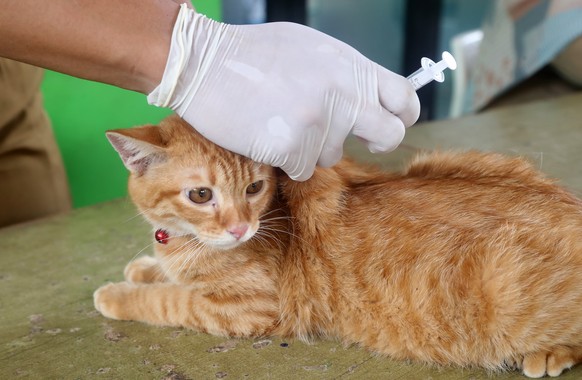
[106, 115, 276, 250]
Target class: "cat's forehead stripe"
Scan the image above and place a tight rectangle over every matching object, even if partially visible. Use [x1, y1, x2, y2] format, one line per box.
[214, 154, 250, 185]
[241, 157, 252, 180]
[214, 157, 230, 183]
[186, 171, 206, 183]
[208, 163, 217, 186]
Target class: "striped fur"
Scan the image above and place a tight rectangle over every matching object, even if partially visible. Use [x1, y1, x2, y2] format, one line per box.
[95, 116, 582, 377]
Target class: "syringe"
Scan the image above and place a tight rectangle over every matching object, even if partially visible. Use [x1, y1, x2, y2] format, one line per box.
[407, 51, 457, 90]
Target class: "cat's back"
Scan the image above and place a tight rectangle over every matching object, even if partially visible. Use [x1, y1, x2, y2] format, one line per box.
[322, 151, 582, 367]
[403, 150, 558, 187]
[346, 150, 581, 219]
[339, 151, 582, 268]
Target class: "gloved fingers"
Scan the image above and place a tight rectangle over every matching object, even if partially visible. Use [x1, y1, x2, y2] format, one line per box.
[376, 66, 421, 128]
[317, 118, 353, 168]
[283, 159, 316, 182]
[269, 132, 319, 182]
[352, 105, 406, 153]
[317, 145, 343, 168]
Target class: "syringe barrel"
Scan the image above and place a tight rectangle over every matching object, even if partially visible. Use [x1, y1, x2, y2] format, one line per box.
[407, 67, 436, 90]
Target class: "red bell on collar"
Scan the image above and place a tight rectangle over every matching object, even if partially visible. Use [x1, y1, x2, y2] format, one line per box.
[155, 229, 170, 244]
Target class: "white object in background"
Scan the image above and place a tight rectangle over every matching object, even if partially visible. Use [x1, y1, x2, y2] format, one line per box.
[448, 29, 484, 118]
[407, 51, 457, 90]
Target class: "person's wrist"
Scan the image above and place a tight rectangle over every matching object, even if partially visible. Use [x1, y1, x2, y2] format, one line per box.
[134, 35, 172, 94]
[130, 2, 181, 95]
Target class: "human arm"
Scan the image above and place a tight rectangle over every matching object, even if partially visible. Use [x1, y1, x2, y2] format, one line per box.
[1, 1, 420, 181]
[0, 0, 177, 93]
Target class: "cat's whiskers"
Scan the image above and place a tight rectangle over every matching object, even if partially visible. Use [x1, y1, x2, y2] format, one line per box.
[117, 208, 156, 266]
[259, 207, 285, 219]
[260, 212, 304, 246]
[256, 230, 286, 251]
[250, 230, 271, 250]
[174, 238, 206, 277]
[162, 235, 207, 279]
[182, 240, 209, 278]
[256, 212, 311, 250]
[140, 235, 200, 280]
[257, 227, 293, 250]
[126, 240, 158, 268]
[124, 207, 155, 223]
[259, 209, 293, 224]
[259, 219, 310, 247]
[163, 244, 195, 276]
[261, 215, 295, 223]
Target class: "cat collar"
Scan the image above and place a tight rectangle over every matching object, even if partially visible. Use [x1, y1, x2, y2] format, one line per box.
[155, 229, 170, 244]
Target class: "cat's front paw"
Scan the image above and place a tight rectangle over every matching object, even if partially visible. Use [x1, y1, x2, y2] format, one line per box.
[124, 256, 164, 284]
[515, 346, 581, 378]
[93, 282, 134, 320]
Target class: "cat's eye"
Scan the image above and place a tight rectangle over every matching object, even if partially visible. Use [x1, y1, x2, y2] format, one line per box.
[246, 181, 264, 195]
[188, 188, 213, 204]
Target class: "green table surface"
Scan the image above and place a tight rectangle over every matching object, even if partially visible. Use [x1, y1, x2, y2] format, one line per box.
[2, 93, 582, 379]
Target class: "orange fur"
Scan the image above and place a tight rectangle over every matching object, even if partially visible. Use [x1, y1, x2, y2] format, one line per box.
[95, 116, 582, 377]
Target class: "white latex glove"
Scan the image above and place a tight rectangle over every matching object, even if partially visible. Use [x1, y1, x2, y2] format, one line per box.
[148, 4, 420, 181]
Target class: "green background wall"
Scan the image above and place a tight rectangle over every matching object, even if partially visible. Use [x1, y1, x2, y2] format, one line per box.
[41, 1, 221, 208]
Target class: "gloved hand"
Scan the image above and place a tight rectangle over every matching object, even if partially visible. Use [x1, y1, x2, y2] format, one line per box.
[148, 4, 420, 181]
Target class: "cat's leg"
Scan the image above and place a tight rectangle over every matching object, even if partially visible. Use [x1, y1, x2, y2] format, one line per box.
[518, 346, 582, 378]
[93, 282, 278, 337]
[124, 256, 168, 284]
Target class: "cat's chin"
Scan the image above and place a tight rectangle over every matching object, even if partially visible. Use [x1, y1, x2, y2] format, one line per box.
[206, 240, 246, 251]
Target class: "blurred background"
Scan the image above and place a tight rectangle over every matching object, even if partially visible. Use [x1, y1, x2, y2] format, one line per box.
[40, 0, 580, 209]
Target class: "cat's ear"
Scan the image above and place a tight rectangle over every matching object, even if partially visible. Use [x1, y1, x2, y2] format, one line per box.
[106, 125, 167, 175]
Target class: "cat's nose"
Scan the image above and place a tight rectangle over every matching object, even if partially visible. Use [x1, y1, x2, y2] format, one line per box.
[227, 224, 249, 240]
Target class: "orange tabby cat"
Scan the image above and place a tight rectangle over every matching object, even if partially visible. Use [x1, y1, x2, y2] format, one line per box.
[95, 115, 582, 378]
